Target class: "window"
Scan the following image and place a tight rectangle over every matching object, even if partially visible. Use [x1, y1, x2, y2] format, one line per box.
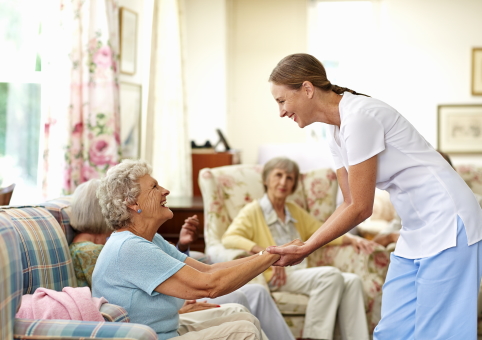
[0, 0, 43, 204]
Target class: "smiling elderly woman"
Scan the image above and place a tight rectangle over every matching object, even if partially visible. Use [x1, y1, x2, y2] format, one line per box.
[92, 159, 285, 340]
[222, 157, 375, 340]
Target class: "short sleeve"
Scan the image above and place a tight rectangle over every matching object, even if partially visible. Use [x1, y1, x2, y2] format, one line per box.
[153, 234, 188, 262]
[118, 237, 185, 295]
[327, 126, 344, 170]
[342, 112, 385, 166]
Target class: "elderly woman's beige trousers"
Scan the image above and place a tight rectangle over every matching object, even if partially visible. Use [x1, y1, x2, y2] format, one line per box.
[174, 303, 266, 340]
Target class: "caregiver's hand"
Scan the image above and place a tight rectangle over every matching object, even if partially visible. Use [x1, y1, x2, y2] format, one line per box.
[266, 239, 307, 267]
[342, 233, 377, 254]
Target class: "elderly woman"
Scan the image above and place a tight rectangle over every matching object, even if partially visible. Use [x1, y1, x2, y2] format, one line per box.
[69, 179, 113, 288]
[222, 157, 375, 340]
[71, 179, 292, 340]
[69, 179, 199, 289]
[92, 159, 288, 340]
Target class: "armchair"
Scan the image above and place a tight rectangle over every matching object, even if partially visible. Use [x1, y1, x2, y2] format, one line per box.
[0, 199, 157, 340]
[199, 164, 390, 336]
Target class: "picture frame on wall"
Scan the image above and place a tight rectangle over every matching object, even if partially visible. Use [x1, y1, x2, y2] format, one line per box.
[472, 48, 482, 95]
[438, 104, 482, 153]
[120, 82, 142, 159]
[119, 7, 137, 75]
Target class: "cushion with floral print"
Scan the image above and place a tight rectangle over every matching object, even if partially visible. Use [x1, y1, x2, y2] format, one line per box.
[302, 168, 339, 222]
[456, 165, 482, 195]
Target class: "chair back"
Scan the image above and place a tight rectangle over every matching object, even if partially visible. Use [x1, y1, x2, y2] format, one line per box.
[456, 165, 482, 195]
[0, 207, 77, 294]
[0, 183, 16, 205]
[0, 217, 23, 340]
[198, 163, 338, 262]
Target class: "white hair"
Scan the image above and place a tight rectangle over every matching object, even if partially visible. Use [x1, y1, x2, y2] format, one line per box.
[97, 159, 152, 230]
[70, 179, 112, 234]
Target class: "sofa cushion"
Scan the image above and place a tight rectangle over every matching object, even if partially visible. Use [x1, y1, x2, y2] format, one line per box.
[14, 319, 158, 340]
[0, 207, 77, 294]
[271, 291, 309, 315]
[0, 216, 23, 340]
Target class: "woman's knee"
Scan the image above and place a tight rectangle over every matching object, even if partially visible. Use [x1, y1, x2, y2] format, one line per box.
[342, 272, 363, 289]
[314, 266, 344, 285]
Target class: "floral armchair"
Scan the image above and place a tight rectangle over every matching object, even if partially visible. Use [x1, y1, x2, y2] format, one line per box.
[198, 164, 391, 336]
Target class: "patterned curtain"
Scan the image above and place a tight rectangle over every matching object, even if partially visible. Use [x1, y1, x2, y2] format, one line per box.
[42, 0, 121, 197]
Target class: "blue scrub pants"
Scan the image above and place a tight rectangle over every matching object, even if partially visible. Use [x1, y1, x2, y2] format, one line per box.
[374, 216, 482, 340]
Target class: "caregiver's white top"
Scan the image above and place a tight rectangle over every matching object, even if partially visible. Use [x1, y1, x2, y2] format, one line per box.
[328, 92, 482, 259]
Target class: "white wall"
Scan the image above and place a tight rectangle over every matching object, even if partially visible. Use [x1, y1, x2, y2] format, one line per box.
[351, 0, 482, 166]
[183, 0, 482, 166]
[184, 0, 227, 147]
[226, 0, 309, 164]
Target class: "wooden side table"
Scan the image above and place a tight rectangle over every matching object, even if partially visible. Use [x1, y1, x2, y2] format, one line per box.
[157, 196, 205, 252]
[191, 150, 241, 196]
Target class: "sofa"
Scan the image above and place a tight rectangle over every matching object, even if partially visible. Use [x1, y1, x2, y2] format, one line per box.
[198, 164, 391, 337]
[0, 197, 157, 340]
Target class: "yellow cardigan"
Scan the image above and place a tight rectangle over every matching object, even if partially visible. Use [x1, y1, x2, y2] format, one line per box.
[222, 200, 343, 282]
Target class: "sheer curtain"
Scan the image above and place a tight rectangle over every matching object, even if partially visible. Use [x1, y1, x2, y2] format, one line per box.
[146, 0, 192, 196]
[42, 0, 121, 198]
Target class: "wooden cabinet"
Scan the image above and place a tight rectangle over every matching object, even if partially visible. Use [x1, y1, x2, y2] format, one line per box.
[191, 150, 241, 197]
[157, 196, 205, 252]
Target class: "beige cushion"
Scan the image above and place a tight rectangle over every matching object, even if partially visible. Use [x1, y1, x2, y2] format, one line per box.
[271, 291, 309, 315]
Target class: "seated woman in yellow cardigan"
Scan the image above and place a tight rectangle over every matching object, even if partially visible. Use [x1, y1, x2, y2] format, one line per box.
[222, 157, 376, 340]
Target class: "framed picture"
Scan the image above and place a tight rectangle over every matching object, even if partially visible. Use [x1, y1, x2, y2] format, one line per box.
[438, 104, 482, 153]
[119, 7, 137, 75]
[215, 128, 231, 151]
[120, 82, 142, 159]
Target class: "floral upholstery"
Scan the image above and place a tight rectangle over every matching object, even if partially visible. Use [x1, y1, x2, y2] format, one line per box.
[0, 204, 157, 340]
[199, 164, 390, 336]
[456, 165, 482, 195]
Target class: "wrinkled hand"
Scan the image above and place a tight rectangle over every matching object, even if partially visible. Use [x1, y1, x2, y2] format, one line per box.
[269, 266, 287, 288]
[178, 300, 220, 314]
[342, 233, 377, 254]
[266, 239, 307, 267]
[178, 215, 199, 252]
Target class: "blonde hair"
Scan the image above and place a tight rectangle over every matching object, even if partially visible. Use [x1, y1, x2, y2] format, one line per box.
[262, 157, 300, 193]
[70, 179, 112, 234]
[97, 159, 152, 230]
[269, 53, 369, 97]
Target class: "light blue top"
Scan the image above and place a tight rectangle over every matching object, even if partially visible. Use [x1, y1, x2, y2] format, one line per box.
[92, 231, 187, 340]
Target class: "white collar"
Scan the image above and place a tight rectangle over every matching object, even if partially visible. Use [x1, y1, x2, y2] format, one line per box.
[259, 194, 297, 225]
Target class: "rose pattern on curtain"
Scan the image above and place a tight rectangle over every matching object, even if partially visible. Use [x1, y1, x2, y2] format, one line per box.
[43, 0, 121, 197]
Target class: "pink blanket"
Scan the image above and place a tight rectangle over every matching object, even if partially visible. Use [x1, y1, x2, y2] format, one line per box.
[16, 286, 108, 322]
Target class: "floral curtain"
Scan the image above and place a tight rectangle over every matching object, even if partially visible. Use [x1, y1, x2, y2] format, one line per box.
[42, 0, 121, 197]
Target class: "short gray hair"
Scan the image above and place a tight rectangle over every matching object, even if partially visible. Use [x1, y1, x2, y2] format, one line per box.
[97, 159, 152, 230]
[70, 179, 112, 234]
[262, 157, 300, 193]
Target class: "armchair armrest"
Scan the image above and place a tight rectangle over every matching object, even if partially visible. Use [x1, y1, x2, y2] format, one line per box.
[308, 244, 390, 333]
[14, 319, 157, 340]
[100, 303, 130, 322]
[206, 243, 249, 263]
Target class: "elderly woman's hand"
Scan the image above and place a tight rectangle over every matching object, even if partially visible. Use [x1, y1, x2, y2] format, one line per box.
[270, 266, 287, 287]
[178, 300, 220, 314]
[178, 215, 199, 252]
[342, 233, 377, 254]
[266, 239, 308, 267]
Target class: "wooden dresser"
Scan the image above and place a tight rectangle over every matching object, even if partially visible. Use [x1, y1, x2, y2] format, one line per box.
[156, 196, 205, 252]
